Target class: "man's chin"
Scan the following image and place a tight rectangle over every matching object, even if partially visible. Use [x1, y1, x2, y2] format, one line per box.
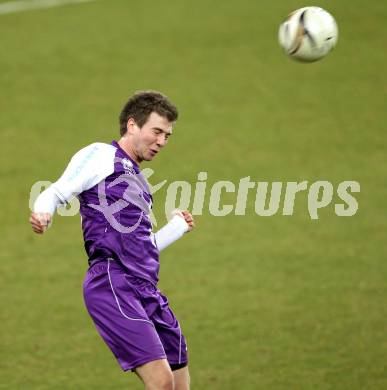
[147, 151, 159, 160]
[143, 155, 155, 162]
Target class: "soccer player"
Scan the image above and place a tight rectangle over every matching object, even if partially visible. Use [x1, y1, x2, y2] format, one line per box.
[29, 91, 194, 390]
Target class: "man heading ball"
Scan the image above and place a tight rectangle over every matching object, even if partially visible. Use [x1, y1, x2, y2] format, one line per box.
[30, 91, 195, 390]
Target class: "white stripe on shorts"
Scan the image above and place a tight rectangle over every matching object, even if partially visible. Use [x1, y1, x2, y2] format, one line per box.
[107, 259, 153, 325]
[178, 325, 182, 364]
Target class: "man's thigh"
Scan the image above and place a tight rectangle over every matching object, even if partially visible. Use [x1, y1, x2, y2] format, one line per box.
[142, 290, 189, 367]
[83, 260, 166, 371]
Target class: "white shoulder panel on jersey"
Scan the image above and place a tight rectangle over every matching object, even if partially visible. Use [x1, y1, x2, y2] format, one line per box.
[51, 142, 116, 202]
[34, 143, 116, 214]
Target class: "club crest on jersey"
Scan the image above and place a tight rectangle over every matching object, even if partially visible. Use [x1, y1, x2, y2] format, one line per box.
[122, 158, 135, 174]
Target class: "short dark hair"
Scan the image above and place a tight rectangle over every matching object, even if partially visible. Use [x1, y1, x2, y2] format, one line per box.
[119, 91, 178, 136]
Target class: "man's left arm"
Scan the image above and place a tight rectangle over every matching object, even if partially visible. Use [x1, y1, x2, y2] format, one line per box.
[153, 210, 195, 251]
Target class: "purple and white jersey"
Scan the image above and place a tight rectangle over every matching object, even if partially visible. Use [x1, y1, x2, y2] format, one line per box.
[49, 141, 160, 284]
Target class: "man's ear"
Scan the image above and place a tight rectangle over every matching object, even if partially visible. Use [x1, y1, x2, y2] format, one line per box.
[126, 118, 137, 135]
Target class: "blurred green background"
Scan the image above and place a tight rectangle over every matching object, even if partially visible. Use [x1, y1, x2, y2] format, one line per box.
[0, 0, 386, 388]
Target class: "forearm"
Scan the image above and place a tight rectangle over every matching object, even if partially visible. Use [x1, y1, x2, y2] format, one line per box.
[33, 186, 63, 215]
[154, 215, 189, 251]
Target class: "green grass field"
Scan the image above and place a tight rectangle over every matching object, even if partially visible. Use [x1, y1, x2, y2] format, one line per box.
[1, 0, 386, 388]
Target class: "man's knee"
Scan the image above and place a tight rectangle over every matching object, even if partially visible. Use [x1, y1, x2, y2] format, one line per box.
[173, 366, 190, 390]
[135, 359, 174, 390]
[145, 370, 174, 390]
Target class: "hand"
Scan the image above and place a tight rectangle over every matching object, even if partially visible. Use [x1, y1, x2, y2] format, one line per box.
[29, 212, 52, 234]
[172, 209, 195, 232]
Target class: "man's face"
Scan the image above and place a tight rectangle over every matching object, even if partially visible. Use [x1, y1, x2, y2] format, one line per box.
[129, 112, 173, 163]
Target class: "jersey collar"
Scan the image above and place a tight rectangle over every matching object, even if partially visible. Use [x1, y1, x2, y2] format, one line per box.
[111, 140, 140, 172]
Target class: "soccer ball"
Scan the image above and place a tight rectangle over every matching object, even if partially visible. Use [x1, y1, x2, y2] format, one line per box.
[278, 7, 338, 62]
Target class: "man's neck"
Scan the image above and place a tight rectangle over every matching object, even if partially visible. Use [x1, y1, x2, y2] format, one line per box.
[117, 138, 141, 165]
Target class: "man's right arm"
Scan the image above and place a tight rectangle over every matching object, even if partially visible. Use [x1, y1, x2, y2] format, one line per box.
[29, 143, 116, 234]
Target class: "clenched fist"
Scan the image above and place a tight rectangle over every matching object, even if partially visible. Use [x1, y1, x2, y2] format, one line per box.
[172, 209, 195, 232]
[29, 212, 52, 234]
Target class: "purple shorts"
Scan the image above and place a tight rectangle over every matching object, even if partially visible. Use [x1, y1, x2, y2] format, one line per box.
[83, 259, 188, 371]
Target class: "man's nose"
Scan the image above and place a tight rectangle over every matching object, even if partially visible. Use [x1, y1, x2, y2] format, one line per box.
[157, 135, 167, 147]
